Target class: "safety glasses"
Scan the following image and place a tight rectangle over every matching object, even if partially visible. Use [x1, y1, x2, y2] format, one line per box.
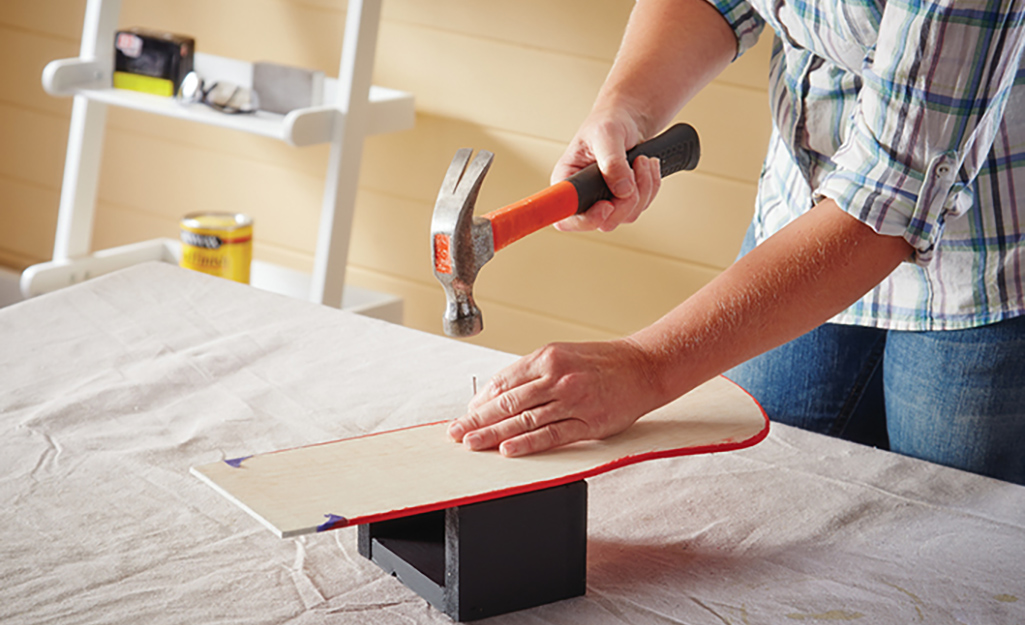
[177, 71, 260, 114]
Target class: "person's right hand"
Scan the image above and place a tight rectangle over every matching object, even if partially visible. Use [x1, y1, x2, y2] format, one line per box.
[550, 110, 663, 233]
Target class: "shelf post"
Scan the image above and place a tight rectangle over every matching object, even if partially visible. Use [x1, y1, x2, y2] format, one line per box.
[54, 97, 108, 260]
[309, 0, 381, 307]
[52, 0, 121, 260]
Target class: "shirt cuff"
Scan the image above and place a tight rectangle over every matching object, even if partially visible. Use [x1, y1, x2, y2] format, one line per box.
[814, 114, 973, 265]
[703, 0, 765, 58]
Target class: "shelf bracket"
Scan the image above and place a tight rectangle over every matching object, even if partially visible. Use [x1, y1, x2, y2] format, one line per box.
[42, 59, 108, 95]
[284, 106, 341, 148]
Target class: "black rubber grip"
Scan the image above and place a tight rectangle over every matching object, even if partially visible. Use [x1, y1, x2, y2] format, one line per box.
[566, 123, 701, 214]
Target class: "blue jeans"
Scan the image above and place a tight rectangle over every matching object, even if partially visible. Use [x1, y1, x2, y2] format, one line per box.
[724, 228, 1025, 485]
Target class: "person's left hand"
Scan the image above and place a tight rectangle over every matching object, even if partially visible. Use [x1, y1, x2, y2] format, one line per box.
[447, 338, 666, 457]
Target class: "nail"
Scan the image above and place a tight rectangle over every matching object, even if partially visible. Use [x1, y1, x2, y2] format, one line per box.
[464, 433, 481, 450]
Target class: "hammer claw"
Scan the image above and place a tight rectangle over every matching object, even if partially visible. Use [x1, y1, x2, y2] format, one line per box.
[440, 148, 474, 195]
[439, 148, 493, 199]
[459, 150, 494, 196]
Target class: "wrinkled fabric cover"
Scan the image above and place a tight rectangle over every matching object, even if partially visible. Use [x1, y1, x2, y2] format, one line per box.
[2, 263, 1023, 624]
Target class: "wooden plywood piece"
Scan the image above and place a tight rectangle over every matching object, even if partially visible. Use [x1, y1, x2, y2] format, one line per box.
[191, 376, 768, 537]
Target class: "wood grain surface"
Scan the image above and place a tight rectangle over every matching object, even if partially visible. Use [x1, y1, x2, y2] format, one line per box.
[192, 376, 768, 537]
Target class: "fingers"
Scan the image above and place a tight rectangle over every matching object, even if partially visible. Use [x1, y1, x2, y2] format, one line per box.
[448, 374, 550, 444]
[448, 340, 662, 457]
[550, 120, 635, 186]
[592, 130, 637, 200]
[448, 356, 550, 441]
[455, 400, 593, 458]
[555, 156, 662, 233]
[601, 155, 661, 231]
[550, 115, 663, 233]
[461, 402, 558, 452]
[553, 200, 615, 232]
[447, 344, 596, 456]
[499, 418, 592, 457]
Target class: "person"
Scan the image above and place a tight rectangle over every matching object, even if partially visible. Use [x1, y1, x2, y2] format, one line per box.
[447, 0, 1025, 485]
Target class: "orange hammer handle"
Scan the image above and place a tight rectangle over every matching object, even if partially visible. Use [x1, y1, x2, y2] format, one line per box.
[482, 123, 700, 252]
[485, 181, 579, 252]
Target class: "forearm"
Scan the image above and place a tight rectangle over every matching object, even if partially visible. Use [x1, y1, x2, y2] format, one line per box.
[594, 0, 737, 138]
[630, 200, 913, 402]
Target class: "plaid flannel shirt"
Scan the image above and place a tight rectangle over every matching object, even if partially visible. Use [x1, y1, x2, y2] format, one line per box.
[709, 0, 1025, 330]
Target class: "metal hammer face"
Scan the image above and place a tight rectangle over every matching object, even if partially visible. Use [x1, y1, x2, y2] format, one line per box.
[431, 148, 496, 338]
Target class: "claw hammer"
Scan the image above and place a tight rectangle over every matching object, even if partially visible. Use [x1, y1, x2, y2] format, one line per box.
[431, 123, 700, 338]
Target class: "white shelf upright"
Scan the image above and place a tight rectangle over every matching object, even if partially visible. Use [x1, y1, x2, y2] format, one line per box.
[21, 0, 414, 321]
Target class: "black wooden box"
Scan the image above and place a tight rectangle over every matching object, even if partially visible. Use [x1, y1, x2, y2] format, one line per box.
[358, 480, 587, 621]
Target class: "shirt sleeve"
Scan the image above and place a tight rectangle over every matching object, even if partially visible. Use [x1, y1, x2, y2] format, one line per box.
[815, 0, 1025, 265]
[703, 0, 766, 58]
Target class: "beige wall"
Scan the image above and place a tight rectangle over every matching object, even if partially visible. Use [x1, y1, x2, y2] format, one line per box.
[0, 0, 772, 355]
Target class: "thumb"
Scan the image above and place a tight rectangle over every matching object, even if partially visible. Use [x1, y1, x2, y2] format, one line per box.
[592, 132, 636, 199]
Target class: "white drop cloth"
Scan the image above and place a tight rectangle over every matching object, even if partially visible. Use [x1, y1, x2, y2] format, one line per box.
[2, 262, 1023, 624]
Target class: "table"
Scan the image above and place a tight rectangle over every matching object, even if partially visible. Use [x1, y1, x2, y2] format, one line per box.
[2, 262, 1023, 624]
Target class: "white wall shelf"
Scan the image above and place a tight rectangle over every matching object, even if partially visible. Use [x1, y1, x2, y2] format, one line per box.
[42, 52, 413, 147]
[22, 0, 413, 318]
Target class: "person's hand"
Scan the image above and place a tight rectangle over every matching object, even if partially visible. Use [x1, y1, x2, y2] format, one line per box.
[447, 338, 667, 457]
[550, 111, 663, 233]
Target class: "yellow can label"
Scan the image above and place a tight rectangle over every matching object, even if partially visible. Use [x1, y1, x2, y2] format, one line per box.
[179, 213, 253, 284]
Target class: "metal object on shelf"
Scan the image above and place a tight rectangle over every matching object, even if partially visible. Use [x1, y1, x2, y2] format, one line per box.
[177, 71, 260, 114]
[252, 61, 325, 115]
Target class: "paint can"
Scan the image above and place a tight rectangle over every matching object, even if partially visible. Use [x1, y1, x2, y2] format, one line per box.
[179, 212, 253, 283]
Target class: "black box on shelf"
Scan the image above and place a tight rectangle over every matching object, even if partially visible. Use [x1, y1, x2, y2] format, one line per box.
[114, 27, 195, 97]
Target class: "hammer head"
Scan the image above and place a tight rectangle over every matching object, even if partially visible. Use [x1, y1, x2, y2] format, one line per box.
[431, 148, 496, 337]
